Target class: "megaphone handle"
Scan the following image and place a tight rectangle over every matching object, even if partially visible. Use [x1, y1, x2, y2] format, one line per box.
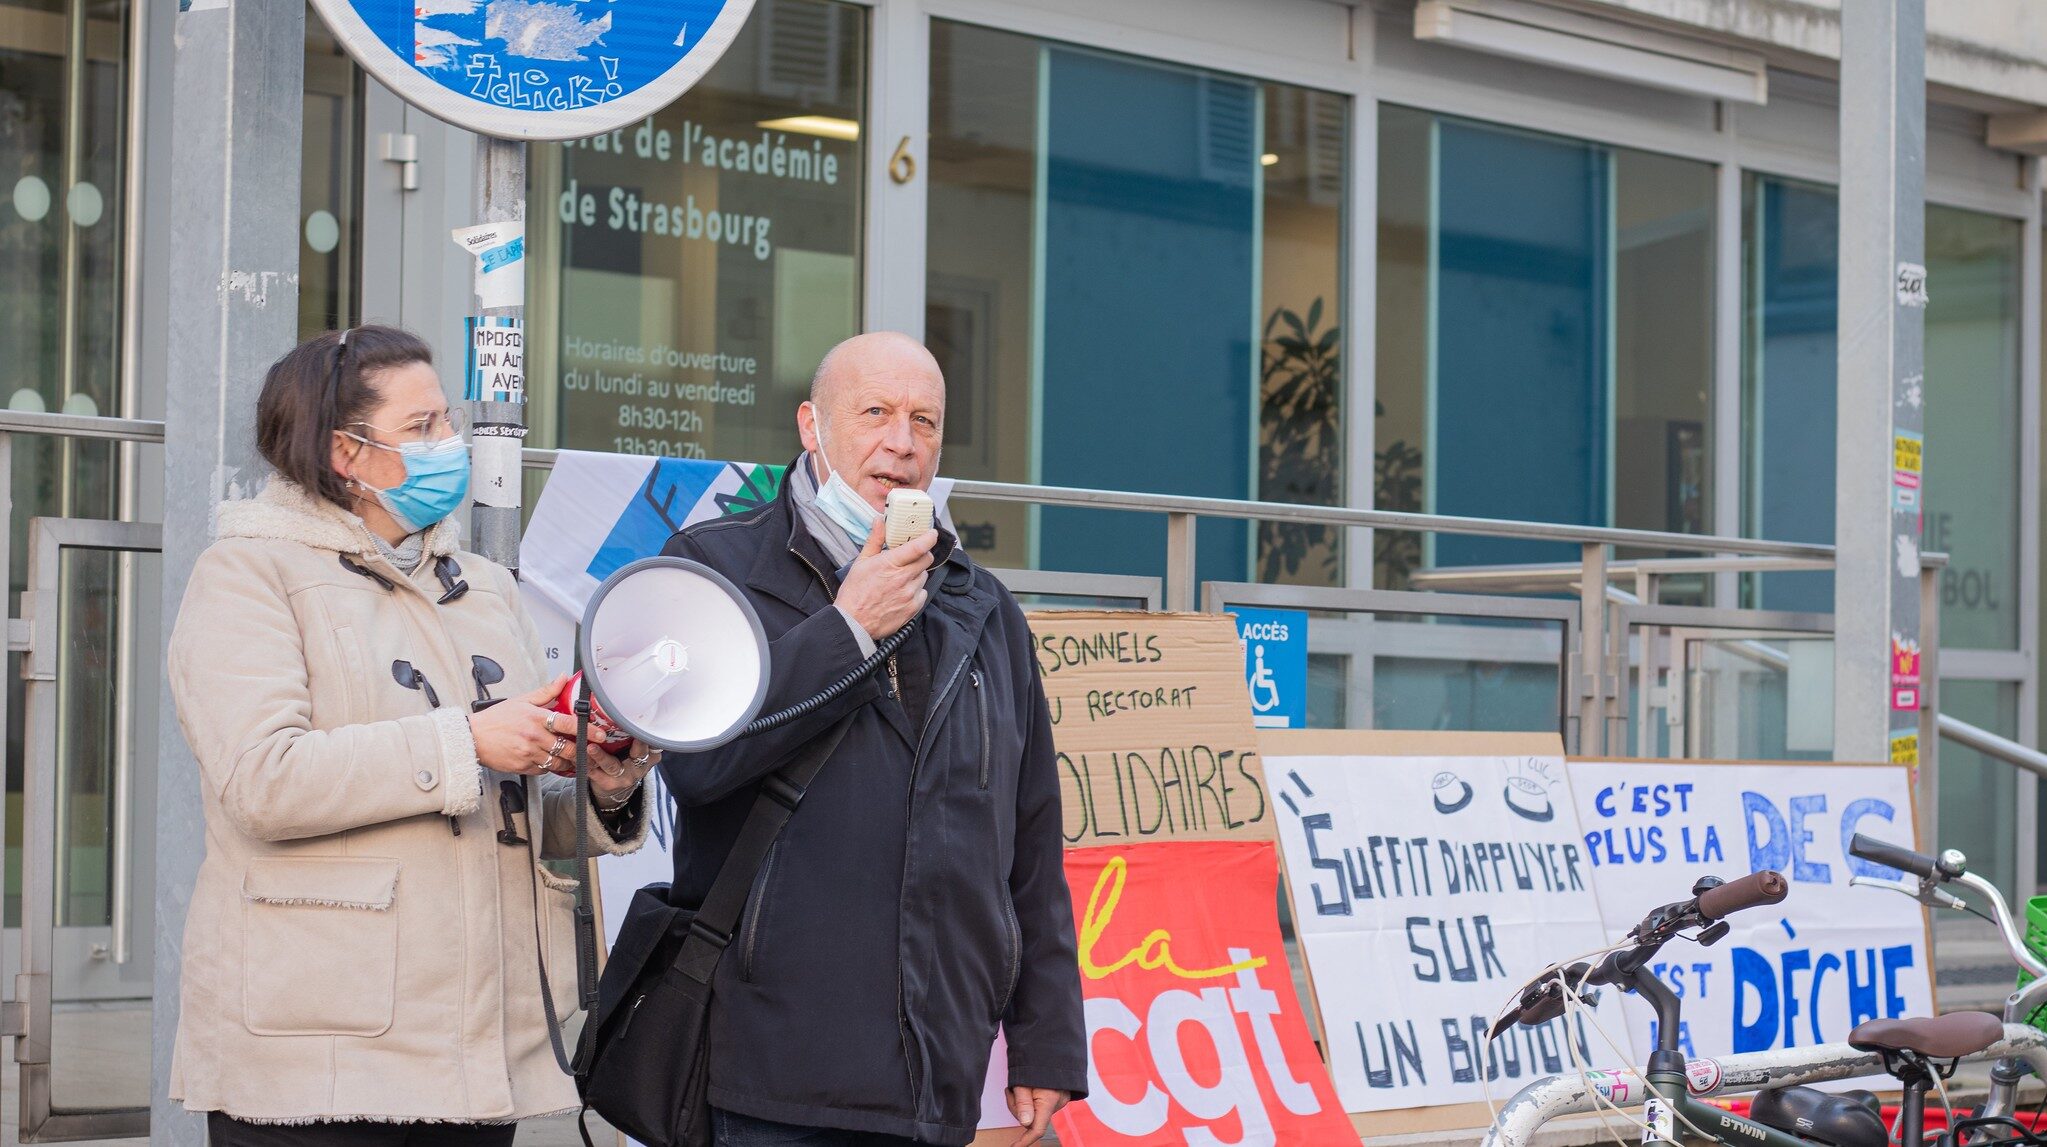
[571, 693, 601, 1013]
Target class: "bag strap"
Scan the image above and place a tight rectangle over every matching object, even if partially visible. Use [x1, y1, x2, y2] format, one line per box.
[528, 811, 577, 1076]
[562, 712, 856, 1079]
[676, 715, 855, 985]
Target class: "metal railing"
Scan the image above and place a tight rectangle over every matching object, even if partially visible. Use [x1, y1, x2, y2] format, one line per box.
[514, 444, 1857, 760]
[516, 446, 1836, 606]
[0, 411, 2014, 771]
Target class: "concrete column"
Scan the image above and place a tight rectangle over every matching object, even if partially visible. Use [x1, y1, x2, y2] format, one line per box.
[1834, 0, 1927, 766]
[153, 4, 305, 1143]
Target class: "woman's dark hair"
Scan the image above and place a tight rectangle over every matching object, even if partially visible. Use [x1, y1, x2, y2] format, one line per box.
[256, 324, 436, 507]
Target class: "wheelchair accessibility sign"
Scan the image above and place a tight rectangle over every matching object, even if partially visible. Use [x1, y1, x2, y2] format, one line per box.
[1230, 607, 1307, 729]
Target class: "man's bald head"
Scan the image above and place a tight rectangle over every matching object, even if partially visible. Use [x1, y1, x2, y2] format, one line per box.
[798, 332, 946, 510]
[809, 331, 942, 408]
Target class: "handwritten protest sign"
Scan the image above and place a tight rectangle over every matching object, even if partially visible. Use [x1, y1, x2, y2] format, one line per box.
[1048, 842, 1356, 1147]
[1026, 612, 1271, 846]
[1263, 731, 1624, 1121]
[1569, 759, 1932, 1082]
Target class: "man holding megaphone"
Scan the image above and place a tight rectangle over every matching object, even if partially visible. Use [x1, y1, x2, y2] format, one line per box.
[654, 333, 1086, 1147]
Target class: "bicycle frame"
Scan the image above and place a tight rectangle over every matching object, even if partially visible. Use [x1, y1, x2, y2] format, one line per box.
[1481, 1025, 2047, 1147]
[1633, 968, 1818, 1146]
[1646, 1067, 1814, 1147]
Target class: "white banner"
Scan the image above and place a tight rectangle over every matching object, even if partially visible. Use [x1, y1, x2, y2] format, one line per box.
[1268, 753, 1623, 1113]
[1266, 750, 1934, 1114]
[1569, 761, 1931, 1076]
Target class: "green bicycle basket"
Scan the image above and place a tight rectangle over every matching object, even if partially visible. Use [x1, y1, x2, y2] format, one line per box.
[2018, 896, 2047, 1026]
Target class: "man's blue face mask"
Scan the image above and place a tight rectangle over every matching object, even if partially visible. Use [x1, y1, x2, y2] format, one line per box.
[812, 424, 881, 545]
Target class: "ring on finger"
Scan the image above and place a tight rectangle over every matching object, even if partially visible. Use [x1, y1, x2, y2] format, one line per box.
[543, 712, 558, 735]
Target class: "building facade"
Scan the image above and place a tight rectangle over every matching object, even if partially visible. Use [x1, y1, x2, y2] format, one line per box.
[6, 0, 2047, 1136]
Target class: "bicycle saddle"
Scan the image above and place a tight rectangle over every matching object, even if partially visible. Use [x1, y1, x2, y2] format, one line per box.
[1749, 1087, 1884, 1147]
[1849, 1011, 2004, 1058]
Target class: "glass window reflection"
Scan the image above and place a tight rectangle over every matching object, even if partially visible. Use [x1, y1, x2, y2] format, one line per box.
[525, 0, 868, 467]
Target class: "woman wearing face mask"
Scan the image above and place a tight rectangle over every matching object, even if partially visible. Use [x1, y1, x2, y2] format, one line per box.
[164, 326, 652, 1144]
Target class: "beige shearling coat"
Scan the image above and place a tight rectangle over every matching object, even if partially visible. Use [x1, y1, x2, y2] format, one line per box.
[166, 479, 644, 1124]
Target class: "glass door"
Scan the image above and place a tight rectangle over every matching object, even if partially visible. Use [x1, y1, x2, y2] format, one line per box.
[0, 0, 136, 996]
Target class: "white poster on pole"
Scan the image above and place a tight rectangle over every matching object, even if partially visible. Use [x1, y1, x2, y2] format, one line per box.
[1566, 760, 1932, 1082]
[451, 221, 526, 310]
[1268, 752, 1625, 1114]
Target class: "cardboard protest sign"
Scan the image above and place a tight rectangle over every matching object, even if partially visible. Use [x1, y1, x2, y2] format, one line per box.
[1568, 759, 1933, 1084]
[1048, 842, 1356, 1147]
[1027, 612, 1272, 846]
[1262, 730, 1625, 1124]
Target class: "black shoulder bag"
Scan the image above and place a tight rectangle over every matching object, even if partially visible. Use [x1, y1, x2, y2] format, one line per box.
[573, 715, 854, 1147]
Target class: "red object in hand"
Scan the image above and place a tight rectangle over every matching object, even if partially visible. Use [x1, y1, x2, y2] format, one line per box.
[550, 672, 635, 754]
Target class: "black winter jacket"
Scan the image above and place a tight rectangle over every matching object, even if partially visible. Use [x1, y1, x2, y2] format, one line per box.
[657, 475, 1088, 1145]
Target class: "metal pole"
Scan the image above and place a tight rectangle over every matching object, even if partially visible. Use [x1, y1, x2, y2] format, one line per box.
[55, 0, 85, 512]
[468, 136, 527, 571]
[155, 3, 305, 1143]
[1834, 0, 1926, 766]
[110, 0, 153, 971]
[1165, 512, 1197, 611]
[1578, 542, 1608, 756]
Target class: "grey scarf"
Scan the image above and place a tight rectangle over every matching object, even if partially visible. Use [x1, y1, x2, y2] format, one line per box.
[370, 529, 427, 575]
[788, 452, 861, 569]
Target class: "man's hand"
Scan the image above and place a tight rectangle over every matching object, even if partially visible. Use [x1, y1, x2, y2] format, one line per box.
[1006, 1086, 1069, 1147]
[835, 526, 937, 639]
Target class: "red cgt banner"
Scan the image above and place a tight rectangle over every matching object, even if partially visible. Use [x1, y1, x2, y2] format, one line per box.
[1052, 841, 1355, 1147]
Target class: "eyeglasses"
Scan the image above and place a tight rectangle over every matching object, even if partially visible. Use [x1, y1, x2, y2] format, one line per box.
[343, 406, 468, 449]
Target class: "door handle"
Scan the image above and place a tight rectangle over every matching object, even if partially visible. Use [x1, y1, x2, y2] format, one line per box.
[382, 132, 420, 191]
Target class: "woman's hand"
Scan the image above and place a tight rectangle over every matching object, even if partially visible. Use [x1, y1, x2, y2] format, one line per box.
[567, 739, 660, 805]
[466, 676, 573, 776]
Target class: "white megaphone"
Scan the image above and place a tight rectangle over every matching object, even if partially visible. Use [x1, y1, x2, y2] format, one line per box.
[577, 556, 770, 751]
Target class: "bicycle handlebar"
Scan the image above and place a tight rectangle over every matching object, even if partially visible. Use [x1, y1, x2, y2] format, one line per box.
[1698, 870, 1789, 919]
[1848, 832, 1944, 879]
[1493, 871, 1788, 1038]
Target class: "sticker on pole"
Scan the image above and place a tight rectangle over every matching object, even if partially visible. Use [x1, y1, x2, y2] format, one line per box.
[470, 422, 527, 510]
[466, 316, 524, 403]
[306, 0, 758, 141]
[452, 221, 526, 310]
[1890, 631, 1921, 712]
[1896, 262, 1930, 308]
[1889, 728, 1919, 766]
[1892, 429, 1923, 514]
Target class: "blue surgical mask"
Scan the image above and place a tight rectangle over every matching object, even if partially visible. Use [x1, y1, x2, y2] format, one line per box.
[813, 460, 881, 546]
[356, 434, 469, 533]
[810, 428, 881, 545]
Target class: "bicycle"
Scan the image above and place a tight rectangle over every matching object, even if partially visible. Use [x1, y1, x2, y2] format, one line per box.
[1846, 832, 2047, 1145]
[1488, 867, 2022, 1147]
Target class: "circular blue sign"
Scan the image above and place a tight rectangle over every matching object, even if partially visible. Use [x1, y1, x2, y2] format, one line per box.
[309, 0, 757, 141]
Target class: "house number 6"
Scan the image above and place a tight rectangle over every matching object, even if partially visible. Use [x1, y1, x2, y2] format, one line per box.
[890, 135, 916, 185]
